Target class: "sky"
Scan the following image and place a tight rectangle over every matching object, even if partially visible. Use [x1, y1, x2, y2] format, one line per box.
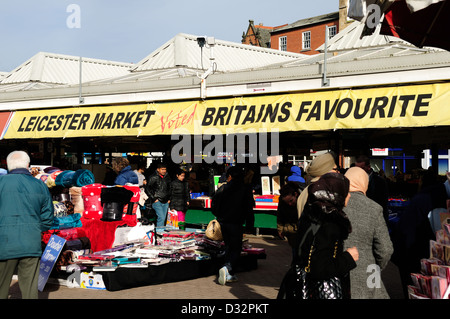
[0, 0, 339, 72]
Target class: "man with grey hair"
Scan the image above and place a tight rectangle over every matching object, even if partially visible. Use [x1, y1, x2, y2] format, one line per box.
[0, 151, 54, 299]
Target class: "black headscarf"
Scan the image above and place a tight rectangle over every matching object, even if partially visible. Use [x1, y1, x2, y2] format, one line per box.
[305, 172, 352, 237]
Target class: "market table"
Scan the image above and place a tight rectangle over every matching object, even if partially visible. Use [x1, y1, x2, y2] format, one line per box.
[100, 252, 262, 291]
[185, 198, 278, 233]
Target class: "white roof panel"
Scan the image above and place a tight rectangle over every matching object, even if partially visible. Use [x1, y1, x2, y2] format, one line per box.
[317, 20, 410, 52]
[0, 52, 133, 86]
[132, 33, 307, 73]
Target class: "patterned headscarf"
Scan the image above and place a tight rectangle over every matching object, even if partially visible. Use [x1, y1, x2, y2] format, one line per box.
[306, 172, 352, 236]
[308, 172, 350, 214]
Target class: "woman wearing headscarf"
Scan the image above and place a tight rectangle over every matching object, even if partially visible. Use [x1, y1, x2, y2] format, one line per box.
[343, 167, 393, 299]
[293, 172, 358, 299]
[295, 152, 339, 218]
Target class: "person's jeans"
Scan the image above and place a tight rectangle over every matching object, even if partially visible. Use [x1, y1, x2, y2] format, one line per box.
[220, 222, 243, 275]
[152, 201, 169, 227]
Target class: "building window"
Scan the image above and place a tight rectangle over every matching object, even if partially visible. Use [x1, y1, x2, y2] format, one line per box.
[328, 25, 337, 39]
[279, 36, 287, 51]
[302, 31, 311, 50]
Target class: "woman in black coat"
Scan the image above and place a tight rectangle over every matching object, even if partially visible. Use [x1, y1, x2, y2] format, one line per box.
[293, 172, 359, 299]
[169, 169, 190, 229]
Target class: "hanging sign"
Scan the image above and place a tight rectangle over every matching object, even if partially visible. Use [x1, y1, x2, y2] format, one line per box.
[3, 82, 450, 139]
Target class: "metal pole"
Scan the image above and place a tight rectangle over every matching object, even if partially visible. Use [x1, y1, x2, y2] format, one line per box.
[322, 26, 330, 87]
[79, 56, 84, 104]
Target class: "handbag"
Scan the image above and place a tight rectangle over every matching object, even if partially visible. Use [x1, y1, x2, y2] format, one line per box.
[205, 219, 223, 241]
[278, 223, 343, 299]
[294, 240, 343, 299]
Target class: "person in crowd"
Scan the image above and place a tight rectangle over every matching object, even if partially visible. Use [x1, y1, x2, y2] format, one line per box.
[286, 165, 306, 189]
[293, 172, 358, 299]
[169, 169, 190, 230]
[391, 172, 450, 297]
[134, 161, 147, 190]
[102, 165, 117, 185]
[112, 157, 138, 186]
[145, 162, 172, 227]
[343, 167, 394, 299]
[0, 151, 54, 299]
[296, 152, 339, 218]
[278, 182, 303, 260]
[242, 165, 257, 234]
[355, 155, 389, 224]
[212, 166, 255, 285]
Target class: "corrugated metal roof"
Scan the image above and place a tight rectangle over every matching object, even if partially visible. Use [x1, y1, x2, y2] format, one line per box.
[0, 82, 66, 93]
[131, 33, 306, 73]
[316, 20, 410, 52]
[0, 52, 133, 86]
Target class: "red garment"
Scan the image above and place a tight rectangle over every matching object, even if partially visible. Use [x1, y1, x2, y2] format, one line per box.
[42, 228, 87, 244]
[80, 215, 137, 252]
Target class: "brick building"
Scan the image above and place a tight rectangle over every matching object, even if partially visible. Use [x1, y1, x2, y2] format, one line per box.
[270, 12, 339, 54]
[242, 11, 343, 55]
[241, 20, 287, 48]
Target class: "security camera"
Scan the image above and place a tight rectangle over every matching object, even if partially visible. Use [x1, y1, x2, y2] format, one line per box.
[197, 36, 207, 48]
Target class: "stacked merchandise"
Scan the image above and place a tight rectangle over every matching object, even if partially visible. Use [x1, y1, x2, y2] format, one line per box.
[254, 194, 279, 210]
[254, 194, 279, 202]
[34, 166, 140, 275]
[69, 228, 212, 272]
[35, 166, 96, 275]
[57, 223, 267, 290]
[409, 211, 450, 299]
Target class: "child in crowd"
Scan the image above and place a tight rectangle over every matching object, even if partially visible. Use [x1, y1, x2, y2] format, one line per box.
[170, 169, 190, 229]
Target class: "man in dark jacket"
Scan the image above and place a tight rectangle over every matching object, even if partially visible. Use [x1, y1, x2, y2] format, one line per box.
[212, 166, 255, 285]
[0, 151, 54, 299]
[145, 163, 171, 227]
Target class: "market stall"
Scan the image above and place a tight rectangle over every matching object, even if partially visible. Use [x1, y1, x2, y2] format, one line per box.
[36, 166, 266, 292]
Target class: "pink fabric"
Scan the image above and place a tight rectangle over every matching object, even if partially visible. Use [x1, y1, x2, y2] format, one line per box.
[176, 211, 186, 222]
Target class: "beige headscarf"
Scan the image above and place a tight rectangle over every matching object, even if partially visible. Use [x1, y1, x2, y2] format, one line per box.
[297, 152, 337, 217]
[306, 152, 336, 183]
[344, 166, 369, 194]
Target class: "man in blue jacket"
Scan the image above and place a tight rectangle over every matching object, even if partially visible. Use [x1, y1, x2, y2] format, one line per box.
[0, 151, 54, 299]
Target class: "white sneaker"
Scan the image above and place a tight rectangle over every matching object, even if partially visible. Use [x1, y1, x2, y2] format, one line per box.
[218, 266, 228, 285]
[227, 275, 238, 282]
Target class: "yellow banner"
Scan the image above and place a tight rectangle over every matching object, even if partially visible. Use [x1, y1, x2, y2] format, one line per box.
[3, 82, 450, 139]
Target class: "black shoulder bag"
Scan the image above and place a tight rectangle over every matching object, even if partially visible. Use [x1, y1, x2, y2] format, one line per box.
[277, 223, 344, 299]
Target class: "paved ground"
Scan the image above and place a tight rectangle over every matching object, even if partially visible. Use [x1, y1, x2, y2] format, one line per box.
[7, 235, 405, 300]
